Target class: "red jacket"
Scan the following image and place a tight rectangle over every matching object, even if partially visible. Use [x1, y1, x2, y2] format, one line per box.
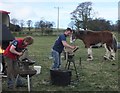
[4, 39, 27, 60]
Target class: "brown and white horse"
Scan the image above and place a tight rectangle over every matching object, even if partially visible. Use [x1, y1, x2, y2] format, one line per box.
[70, 30, 117, 61]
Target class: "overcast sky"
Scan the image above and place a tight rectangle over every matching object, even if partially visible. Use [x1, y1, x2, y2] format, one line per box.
[0, 0, 119, 28]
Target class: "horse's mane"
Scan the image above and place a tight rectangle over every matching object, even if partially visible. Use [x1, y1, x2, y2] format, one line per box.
[74, 30, 102, 39]
[76, 30, 111, 35]
[76, 30, 93, 35]
[74, 30, 112, 37]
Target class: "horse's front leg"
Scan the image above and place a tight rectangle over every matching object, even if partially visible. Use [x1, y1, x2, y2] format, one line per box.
[87, 46, 93, 61]
[109, 47, 116, 61]
[103, 44, 111, 60]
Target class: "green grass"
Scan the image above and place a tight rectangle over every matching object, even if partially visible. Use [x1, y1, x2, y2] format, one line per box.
[2, 35, 119, 92]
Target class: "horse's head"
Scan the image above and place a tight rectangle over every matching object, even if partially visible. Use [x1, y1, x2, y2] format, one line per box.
[70, 30, 77, 43]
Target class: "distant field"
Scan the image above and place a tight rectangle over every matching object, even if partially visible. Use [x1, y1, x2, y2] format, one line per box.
[2, 34, 120, 92]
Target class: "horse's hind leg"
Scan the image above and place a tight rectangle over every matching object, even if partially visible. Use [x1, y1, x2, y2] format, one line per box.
[103, 43, 111, 60]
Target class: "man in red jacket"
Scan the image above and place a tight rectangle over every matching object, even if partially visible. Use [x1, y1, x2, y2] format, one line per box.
[4, 36, 34, 89]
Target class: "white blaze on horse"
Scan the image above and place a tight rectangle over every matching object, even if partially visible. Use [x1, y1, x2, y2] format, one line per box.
[70, 30, 117, 61]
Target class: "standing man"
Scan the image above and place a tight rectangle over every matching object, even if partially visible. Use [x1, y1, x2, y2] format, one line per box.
[51, 28, 76, 70]
[3, 36, 34, 89]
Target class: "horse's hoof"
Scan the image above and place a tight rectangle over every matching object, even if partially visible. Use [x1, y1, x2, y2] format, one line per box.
[103, 56, 115, 61]
[103, 57, 107, 60]
[103, 56, 110, 61]
[87, 58, 93, 61]
[109, 56, 115, 61]
[110, 58, 115, 61]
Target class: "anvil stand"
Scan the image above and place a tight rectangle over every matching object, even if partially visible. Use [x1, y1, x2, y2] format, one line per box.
[14, 49, 36, 92]
[64, 47, 79, 81]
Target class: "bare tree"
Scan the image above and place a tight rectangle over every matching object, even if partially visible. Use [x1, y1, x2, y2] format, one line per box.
[34, 21, 40, 31]
[71, 2, 93, 30]
[19, 20, 25, 31]
[11, 18, 18, 25]
[11, 18, 18, 31]
[27, 20, 32, 31]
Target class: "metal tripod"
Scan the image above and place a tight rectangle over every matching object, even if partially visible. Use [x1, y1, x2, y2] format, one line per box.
[65, 53, 79, 81]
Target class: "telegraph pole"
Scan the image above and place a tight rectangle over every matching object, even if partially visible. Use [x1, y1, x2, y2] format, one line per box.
[54, 6, 60, 34]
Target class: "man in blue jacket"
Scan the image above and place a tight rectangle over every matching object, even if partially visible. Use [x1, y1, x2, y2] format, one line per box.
[51, 28, 76, 70]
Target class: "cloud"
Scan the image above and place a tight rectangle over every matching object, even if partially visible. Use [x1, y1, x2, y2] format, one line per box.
[11, 7, 35, 20]
[93, 2, 118, 23]
[0, 0, 118, 28]
[1, 0, 119, 3]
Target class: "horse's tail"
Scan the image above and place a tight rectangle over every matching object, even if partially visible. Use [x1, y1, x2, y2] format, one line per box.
[112, 34, 117, 52]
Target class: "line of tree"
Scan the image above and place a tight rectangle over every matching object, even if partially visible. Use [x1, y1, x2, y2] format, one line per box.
[10, 18, 55, 35]
[9, 1, 118, 34]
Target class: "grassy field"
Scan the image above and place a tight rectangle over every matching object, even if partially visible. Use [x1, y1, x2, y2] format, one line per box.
[2, 34, 120, 92]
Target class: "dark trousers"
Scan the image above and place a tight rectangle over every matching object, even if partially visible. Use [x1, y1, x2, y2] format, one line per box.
[4, 57, 21, 88]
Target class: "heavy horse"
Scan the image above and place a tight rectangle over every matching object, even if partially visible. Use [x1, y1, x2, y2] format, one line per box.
[70, 30, 117, 61]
